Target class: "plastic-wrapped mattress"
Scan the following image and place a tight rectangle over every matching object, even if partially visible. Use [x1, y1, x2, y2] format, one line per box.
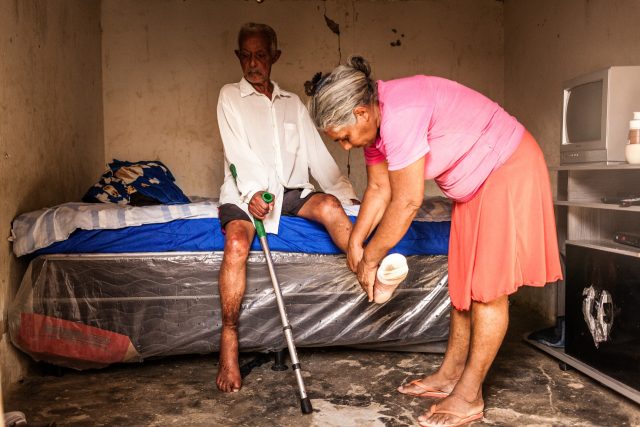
[8, 251, 450, 370]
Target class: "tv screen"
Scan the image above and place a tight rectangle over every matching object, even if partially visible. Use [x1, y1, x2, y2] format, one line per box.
[565, 80, 603, 144]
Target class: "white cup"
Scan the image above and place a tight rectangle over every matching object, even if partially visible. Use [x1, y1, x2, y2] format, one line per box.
[626, 143, 640, 164]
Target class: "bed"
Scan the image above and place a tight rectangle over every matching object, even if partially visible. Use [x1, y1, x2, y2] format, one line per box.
[8, 198, 452, 370]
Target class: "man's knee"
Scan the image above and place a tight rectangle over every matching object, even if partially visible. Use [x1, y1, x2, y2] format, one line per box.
[223, 227, 252, 263]
[313, 194, 343, 220]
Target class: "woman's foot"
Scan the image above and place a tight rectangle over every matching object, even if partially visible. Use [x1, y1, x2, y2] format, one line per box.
[216, 327, 242, 393]
[397, 372, 459, 398]
[417, 394, 484, 426]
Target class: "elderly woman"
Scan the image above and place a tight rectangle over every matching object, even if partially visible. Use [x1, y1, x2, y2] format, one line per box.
[306, 57, 562, 427]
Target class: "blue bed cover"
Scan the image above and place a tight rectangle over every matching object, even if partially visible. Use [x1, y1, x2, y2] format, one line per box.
[36, 216, 450, 256]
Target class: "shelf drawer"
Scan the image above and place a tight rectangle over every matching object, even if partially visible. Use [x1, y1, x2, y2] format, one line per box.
[565, 244, 640, 392]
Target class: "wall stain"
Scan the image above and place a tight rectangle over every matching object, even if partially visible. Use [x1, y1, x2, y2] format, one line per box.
[33, 0, 48, 44]
[144, 24, 150, 62]
[390, 29, 405, 47]
[324, 15, 340, 36]
[323, 13, 341, 64]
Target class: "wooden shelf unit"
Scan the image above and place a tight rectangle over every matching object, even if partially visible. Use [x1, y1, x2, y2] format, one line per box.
[527, 163, 640, 405]
[552, 163, 640, 258]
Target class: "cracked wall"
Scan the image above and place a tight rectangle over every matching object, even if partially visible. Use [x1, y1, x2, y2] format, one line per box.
[101, 0, 504, 198]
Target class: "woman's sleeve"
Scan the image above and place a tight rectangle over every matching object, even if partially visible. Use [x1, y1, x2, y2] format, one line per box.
[380, 106, 431, 171]
[364, 144, 386, 166]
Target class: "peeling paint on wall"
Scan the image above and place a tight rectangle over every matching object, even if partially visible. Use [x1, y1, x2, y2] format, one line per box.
[323, 12, 342, 64]
[324, 14, 340, 35]
[390, 28, 405, 47]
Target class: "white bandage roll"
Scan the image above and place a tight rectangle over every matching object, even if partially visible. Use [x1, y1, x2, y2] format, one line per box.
[374, 253, 409, 304]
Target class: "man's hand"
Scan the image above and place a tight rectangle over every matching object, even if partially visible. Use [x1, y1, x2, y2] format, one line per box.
[356, 257, 377, 303]
[248, 191, 274, 220]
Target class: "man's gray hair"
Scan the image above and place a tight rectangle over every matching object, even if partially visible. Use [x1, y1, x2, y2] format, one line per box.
[307, 56, 377, 130]
[238, 22, 278, 55]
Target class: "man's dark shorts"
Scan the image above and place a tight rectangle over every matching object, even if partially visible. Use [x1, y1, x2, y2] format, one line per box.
[218, 189, 322, 229]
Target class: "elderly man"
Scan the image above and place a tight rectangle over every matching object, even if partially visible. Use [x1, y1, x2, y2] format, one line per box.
[215, 22, 358, 393]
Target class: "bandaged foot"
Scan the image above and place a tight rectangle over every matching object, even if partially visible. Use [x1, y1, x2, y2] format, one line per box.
[373, 253, 409, 304]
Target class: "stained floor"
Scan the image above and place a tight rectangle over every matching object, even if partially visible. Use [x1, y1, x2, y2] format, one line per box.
[4, 302, 640, 426]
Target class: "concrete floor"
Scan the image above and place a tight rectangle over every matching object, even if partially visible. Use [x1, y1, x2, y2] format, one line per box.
[4, 302, 640, 426]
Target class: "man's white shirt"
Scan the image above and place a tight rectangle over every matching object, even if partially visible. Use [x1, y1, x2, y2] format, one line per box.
[217, 78, 357, 234]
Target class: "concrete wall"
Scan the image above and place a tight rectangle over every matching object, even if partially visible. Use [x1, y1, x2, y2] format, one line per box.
[504, 0, 640, 320]
[0, 0, 104, 397]
[101, 0, 504, 198]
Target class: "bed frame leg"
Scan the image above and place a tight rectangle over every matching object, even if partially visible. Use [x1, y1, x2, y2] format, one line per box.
[271, 348, 288, 371]
[38, 362, 66, 377]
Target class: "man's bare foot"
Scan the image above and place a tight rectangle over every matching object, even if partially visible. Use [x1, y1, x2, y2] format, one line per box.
[216, 327, 242, 393]
[397, 371, 459, 398]
[417, 394, 484, 426]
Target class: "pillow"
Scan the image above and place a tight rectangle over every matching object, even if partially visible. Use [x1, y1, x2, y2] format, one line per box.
[83, 160, 190, 205]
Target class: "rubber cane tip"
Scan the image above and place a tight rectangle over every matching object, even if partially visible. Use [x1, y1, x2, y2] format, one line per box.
[271, 363, 288, 371]
[300, 397, 313, 414]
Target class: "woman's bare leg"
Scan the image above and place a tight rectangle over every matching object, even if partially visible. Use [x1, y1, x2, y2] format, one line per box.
[419, 295, 509, 426]
[398, 307, 470, 396]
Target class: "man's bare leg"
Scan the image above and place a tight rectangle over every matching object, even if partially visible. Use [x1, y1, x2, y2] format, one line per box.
[418, 295, 509, 426]
[398, 307, 470, 396]
[297, 194, 352, 252]
[216, 220, 255, 393]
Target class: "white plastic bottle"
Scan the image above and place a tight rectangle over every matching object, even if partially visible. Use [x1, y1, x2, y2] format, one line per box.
[373, 253, 409, 304]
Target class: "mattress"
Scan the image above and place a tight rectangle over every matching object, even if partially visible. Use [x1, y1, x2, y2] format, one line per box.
[10, 198, 452, 257]
[9, 251, 450, 370]
[8, 198, 452, 369]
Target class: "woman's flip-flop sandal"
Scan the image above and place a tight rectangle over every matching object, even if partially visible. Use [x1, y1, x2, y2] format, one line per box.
[418, 404, 484, 427]
[398, 379, 451, 398]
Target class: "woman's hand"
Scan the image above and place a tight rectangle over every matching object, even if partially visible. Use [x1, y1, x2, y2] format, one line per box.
[248, 191, 274, 220]
[357, 257, 378, 302]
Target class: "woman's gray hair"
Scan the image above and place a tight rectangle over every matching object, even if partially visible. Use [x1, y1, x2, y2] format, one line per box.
[306, 56, 377, 130]
[238, 22, 278, 55]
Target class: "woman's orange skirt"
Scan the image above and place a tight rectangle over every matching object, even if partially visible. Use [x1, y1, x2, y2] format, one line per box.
[448, 131, 563, 310]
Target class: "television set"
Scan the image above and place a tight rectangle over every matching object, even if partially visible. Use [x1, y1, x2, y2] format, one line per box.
[561, 66, 640, 164]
